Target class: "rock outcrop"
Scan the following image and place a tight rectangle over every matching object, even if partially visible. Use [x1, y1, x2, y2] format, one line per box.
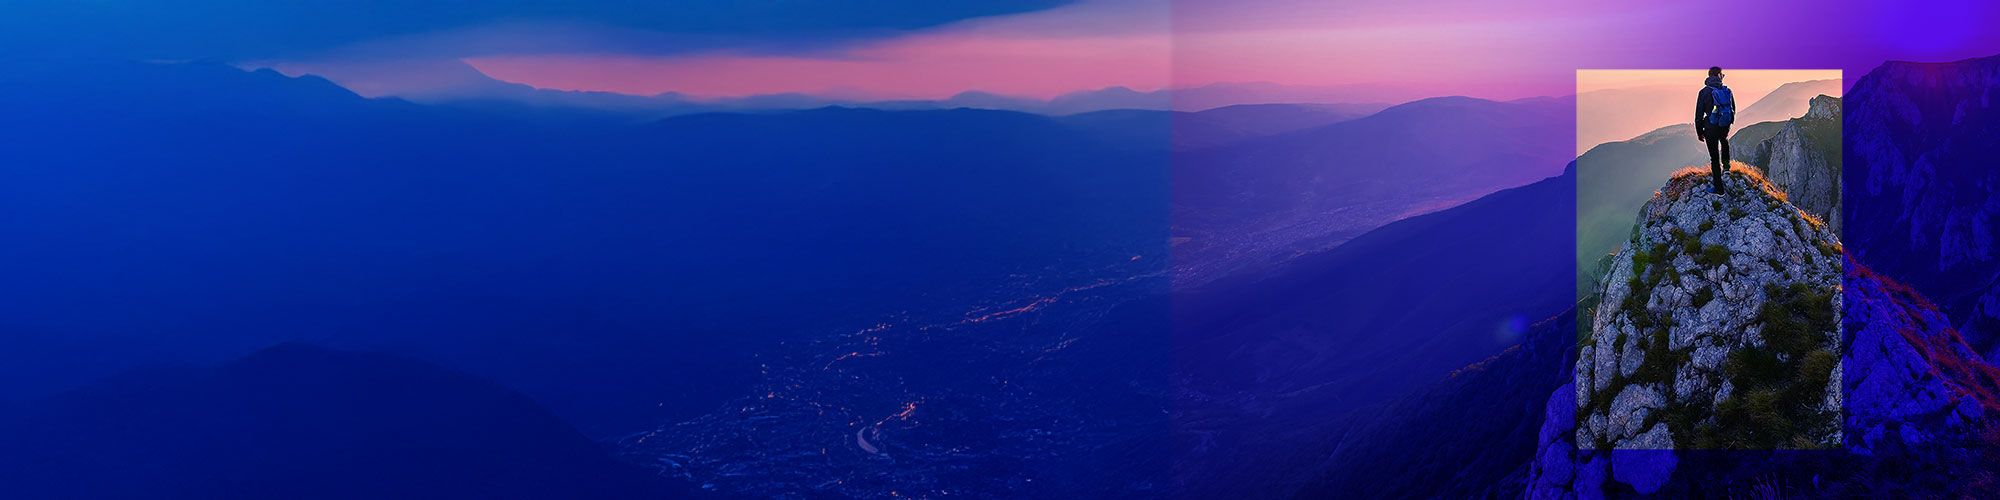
[1530, 258, 2000, 498]
[1748, 95, 1843, 233]
[1575, 166, 1843, 452]
[1530, 168, 2000, 497]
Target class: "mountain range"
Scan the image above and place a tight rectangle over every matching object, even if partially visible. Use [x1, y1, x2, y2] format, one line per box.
[280, 59, 1397, 118]
[0, 59, 1174, 440]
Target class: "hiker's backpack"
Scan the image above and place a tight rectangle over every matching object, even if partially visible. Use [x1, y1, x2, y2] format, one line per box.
[1707, 86, 1736, 127]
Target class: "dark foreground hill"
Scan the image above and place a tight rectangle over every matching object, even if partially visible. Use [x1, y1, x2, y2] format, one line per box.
[0, 343, 683, 499]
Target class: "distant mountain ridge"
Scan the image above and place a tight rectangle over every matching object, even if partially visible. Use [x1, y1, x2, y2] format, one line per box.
[275, 60, 1396, 117]
[1736, 78, 1843, 126]
[1172, 94, 1573, 286]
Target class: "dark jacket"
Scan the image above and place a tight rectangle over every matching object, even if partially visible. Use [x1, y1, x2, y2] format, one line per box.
[1694, 76, 1728, 137]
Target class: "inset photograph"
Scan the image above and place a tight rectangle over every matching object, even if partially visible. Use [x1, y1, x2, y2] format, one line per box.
[1573, 68, 1844, 450]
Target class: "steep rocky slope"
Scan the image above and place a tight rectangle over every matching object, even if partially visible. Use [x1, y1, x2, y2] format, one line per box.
[1844, 54, 2000, 358]
[1575, 167, 1844, 453]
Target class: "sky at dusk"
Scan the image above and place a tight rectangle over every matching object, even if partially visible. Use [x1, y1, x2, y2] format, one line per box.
[7, 0, 2000, 104]
[464, 0, 2000, 102]
[1576, 69, 1841, 154]
[465, 0, 1170, 100]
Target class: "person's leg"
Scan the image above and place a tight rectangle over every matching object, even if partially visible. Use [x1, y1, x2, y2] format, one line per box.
[1720, 133, 1731, 172]
[1707, 135, 1725, 194]
[1719, 126, 1733, 194]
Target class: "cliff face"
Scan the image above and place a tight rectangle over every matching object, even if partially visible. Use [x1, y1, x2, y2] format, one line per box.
[1574, 167, 1844, 453]
[1750, 95, 1843, 233]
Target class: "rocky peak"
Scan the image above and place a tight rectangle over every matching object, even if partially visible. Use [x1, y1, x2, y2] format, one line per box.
[1749, 95, 1842, 234]
[1574, 165, 1844, 452]
[1805, 94, 1840, 120]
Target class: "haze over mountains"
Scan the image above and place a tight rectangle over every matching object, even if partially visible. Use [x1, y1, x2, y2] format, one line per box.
[269, 59, 1396, 118]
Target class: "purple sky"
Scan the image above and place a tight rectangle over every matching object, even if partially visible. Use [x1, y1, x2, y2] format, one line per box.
[46, 0, 1997, 103]
[1168, 0, 2000, 102]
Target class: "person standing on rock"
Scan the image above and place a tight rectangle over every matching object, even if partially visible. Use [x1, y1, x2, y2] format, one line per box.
[1695, 66, 1736, 195]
